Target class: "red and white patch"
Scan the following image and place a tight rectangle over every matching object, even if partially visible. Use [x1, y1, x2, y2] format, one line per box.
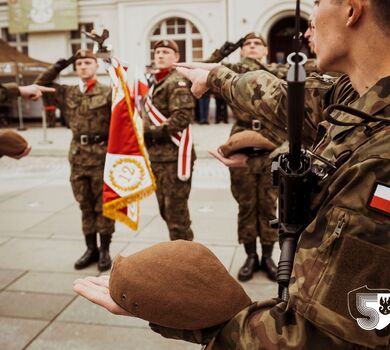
[369, 183, 390, 216]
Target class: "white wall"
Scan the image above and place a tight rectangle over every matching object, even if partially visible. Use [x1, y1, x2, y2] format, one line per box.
[116, 0, 226, 68]
[0, 0, 314, 83]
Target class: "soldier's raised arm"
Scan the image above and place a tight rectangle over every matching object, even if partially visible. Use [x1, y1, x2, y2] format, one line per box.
[34, 56, 75, 106]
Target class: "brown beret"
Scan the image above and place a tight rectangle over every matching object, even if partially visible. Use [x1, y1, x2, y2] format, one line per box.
[219, 130, 277, 157]
[74, 49, 97, 61]
[241, 32, 267, 47]
[153, 40, 179, 53]
[0, 129, 28, 157]
[109, 240, 252, 330]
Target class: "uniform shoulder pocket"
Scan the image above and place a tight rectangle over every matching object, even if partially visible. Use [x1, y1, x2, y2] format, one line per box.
[171, 88, 195, 109]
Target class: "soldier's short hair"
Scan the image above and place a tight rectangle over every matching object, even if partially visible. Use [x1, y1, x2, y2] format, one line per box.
[371, 0, 390, 34]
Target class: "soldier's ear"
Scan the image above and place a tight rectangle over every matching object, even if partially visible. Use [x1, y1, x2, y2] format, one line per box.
[174, 52, 180, 63]
[346, 0, 363, 27]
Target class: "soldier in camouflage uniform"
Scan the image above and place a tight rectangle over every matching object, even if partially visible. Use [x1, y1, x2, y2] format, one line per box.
[142, 40, 196, 241]
[35, 49, 115, 272]
[148, 0, 389, 348]
[73, 1, 389, 348]
[206, 33, 289, 282]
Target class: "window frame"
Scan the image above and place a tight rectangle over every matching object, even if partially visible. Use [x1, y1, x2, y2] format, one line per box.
[149, 17, 203, 63]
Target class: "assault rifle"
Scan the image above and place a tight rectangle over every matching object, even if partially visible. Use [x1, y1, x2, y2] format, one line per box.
[271, 0, 315, 301]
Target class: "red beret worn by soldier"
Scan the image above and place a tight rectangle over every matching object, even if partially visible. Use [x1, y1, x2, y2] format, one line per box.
[109, 240, 252, 330]
[0, 129, 28, 157]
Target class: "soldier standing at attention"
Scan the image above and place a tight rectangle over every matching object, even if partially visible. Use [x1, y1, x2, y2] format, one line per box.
[142, 40, 196, 241]
[35, 49, 115, 272]
[207, 33, 283, 282]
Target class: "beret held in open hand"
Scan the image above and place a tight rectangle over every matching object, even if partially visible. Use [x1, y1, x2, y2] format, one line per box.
[219, 130, 277, 157]
[0, 129, 28, 157]
[109, 240, 252, 330]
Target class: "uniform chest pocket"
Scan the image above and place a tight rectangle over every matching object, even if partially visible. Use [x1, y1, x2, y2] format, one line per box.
[89, 95, 108, 110]
[313, 208, 390, 317]
[65, 97, 79, 109]
[317, 208, 347, 253]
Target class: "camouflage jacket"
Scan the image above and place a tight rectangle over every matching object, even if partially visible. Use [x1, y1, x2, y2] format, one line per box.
[0, 83, 19, 104]
[35, 65, 112, 166]
[205, 52, 288, 173]
[151, 75, 390, 349]
[207, 66, 335, 148]
[222, 57, 286, 140]
[141, 68, 196, 163]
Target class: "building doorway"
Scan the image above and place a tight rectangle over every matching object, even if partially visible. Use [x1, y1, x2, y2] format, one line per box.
[149, 17, 203, 63]
[268, 16, 314, 64]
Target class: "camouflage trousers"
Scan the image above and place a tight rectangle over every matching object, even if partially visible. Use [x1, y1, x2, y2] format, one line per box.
[151, 161, 194, 241]
[70, 165, 115, 236]
[229, 155, 278, 245]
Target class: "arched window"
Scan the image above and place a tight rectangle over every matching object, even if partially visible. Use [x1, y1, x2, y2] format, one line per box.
[149, 17, 203, 62]
[268, 17, 314, 64]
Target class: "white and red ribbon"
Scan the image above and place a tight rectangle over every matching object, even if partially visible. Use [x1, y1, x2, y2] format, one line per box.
[144, 88, 193, 181]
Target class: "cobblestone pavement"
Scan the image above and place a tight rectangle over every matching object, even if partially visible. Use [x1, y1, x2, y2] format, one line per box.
[0, 126, 279, 350]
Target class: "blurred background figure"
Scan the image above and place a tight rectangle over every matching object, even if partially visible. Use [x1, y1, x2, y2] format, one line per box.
[215, 95, 228, 124]
[198, 91, 210, 124]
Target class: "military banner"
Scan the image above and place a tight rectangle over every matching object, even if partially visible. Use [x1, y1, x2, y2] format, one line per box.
[103, 58, 156, 231]
[8, 0, 78, 34]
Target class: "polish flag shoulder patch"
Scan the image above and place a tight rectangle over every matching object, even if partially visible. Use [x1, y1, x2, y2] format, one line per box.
[368, 183, 390, 216]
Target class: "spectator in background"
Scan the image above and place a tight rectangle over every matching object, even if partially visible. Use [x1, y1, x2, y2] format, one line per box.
[215, 95, 228, 123]
[198, 91, 210, 124]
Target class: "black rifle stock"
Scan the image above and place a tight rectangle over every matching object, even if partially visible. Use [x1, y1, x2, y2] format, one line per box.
[272, 0, 314, 301]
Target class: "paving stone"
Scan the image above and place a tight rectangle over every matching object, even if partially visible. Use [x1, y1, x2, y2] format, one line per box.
[0, 211, 54, 232]
[206, 245, 237, 270]
[0, 317, 48, 350]
[7, 271, 83, 295]
[0, 236, 11, 245]
[0, 184, 74, 213]
[0, 291, 73, 320]
[26, 212, 83, 236]
[27, 321, 199, 350]
[190, 198, 238, 219]
[0, 238, 127, 273]
[135, 216, 171, 241]
[58, 296, 149, 328]
[0, 125, 282, 349]
[192, 217, 237, 245]
[0, 269, 26, 290]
